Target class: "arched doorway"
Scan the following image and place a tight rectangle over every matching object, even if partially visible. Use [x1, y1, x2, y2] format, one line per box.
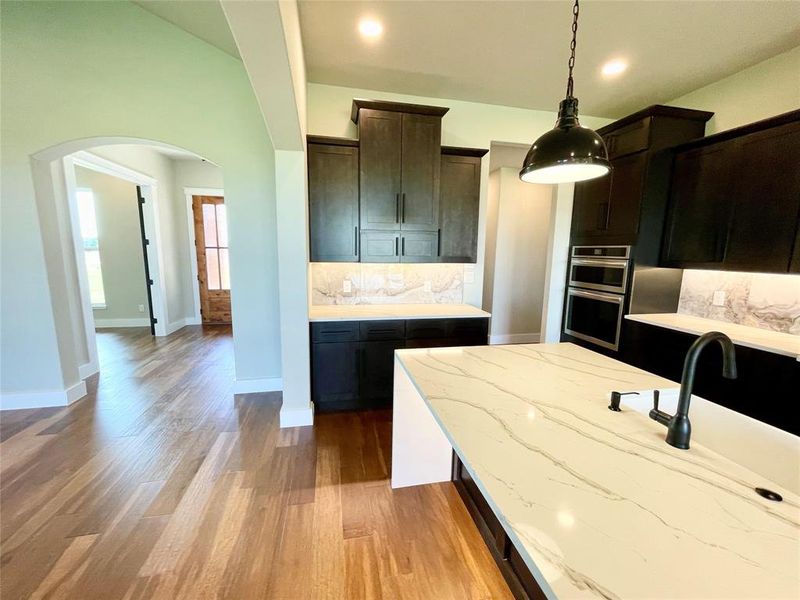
[31, 137, 223, 383]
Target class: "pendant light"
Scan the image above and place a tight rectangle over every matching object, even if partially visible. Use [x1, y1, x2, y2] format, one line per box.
[520, 0, 610, 184]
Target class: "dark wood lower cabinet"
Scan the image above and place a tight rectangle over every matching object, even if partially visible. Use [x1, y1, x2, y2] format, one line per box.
[621, 320, 800, 435]
[452, 455, 547, 600]
[311, 317, 489, 412]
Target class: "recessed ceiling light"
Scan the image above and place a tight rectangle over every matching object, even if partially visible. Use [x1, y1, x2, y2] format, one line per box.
[358, 18, 383, 39]
[601, 59, 628, 78]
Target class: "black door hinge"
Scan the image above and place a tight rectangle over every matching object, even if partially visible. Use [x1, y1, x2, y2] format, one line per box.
[148, 278, 154, 285]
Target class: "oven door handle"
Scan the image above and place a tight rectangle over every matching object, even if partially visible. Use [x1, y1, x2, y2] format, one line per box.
[570, 258, 629, 268]
[568, 288, 624, 304]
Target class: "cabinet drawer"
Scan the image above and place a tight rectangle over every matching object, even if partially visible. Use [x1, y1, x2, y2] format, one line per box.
[406, 319, 449, 339]
[455, 459, 505, 551]
[447, 318, 488, 341]
[310, 321, 359, 343]
[359, 320, 405, 341]
[605, 117, 651, 159]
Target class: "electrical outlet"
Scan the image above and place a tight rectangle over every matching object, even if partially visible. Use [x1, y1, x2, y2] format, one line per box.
[343, 279, 352, 293]
[712, 290, 726, 306]
[424, 280, 432, 293]
[138, 304, 145, 313]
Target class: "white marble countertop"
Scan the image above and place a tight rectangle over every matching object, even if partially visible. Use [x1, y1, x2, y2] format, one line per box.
[395, 342, 800, 599]
[626, 312, 800, 360]
[308, 303, 490, 322]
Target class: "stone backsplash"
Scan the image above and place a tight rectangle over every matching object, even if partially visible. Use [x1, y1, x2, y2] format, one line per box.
[310, 263, 464, 305]
[678, 270, 800, 335]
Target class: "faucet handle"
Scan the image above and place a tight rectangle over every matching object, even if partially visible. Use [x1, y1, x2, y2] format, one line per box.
[609, 391, 639, 412]
[653, 389, 660, 411]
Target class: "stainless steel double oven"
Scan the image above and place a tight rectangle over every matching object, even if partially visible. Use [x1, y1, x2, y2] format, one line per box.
[564, 246, 631, 351]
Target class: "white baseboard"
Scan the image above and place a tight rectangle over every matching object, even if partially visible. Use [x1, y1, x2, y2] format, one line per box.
[185, 316, 202, 326]
[78, 361, 99, 379]
[233, 377, 283, 394]
[279, 402, 314, 428]
[164, 318, 187, 335]
[489, 332, 541, 345]
[94, 317, 151, 328]
[1, 380, 87, 411]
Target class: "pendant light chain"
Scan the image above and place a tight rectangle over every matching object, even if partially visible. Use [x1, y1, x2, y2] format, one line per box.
[566, 0, 580, 99]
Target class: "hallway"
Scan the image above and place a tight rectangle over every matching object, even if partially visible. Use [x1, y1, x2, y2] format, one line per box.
[0, 327, 510, 599]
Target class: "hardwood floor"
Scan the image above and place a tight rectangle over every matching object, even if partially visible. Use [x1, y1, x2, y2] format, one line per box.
[1, 326, 512, 599]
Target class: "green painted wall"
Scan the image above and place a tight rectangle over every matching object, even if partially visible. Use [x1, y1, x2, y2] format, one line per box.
[0, 1, 281, 393]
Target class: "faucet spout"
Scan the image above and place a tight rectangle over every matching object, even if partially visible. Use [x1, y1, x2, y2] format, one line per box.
[651, 331, 737, 450]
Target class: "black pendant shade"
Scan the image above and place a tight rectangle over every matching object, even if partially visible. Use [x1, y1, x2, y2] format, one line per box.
[519, 98, 610, 184]
[520, 0, 611, 185]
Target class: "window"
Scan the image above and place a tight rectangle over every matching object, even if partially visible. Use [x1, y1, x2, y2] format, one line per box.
[202, 202, 230, 290]
[76, 189, 107, 308]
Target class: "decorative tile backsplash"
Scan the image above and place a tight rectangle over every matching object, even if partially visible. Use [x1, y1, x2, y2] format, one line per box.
[310, 263, 464, 305]
[678, 270, 800, 335]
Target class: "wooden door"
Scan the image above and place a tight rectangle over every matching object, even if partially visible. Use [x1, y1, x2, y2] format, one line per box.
[400, 113, 441, 230]
[192, 195, 232, 323]
[311, 340, 361, 411]
[359, 109, 402, 230]
[438, 153, 481, 262]
[723, 121, 800, 272]
[400, 231, 439, 263]
[308, 142, 360, 262]
[571, 173, 612, 240]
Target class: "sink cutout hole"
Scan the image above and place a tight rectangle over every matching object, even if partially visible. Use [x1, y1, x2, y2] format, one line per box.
[755, 487, 783, 502]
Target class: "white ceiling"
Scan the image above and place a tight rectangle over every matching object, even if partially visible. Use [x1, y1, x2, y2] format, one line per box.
[298, 1, 800, 117]
[132, 0, 240, 59]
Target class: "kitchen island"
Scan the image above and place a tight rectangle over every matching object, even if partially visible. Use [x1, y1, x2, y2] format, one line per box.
[392, 343, 800, 599]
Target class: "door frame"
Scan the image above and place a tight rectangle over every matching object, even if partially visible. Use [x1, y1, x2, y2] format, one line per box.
[64, 151, 169, 374]
[183, 187, 225, 325]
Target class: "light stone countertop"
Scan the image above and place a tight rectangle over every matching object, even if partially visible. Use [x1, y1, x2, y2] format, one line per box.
[395, 342, 800, 600]
[308, 303, 490, 322]
[626, 312, 800, 360]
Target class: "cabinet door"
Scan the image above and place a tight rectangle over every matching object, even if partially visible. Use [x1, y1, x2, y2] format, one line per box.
[571, 174, 612, 240]
[308, 143, 359, 262]
[361, 231, 400, 263]
[662, 143, 732, 266]
[400, 231, 439, 263]
[400, 113, 441, 230]
[360, 340, 405, 406]
[311, 341, 360, 410]
[605, 152, 647, 241]
[439, 154, 481, 262]
[723, 121, 800, 272]
[359, 109, 402, 231]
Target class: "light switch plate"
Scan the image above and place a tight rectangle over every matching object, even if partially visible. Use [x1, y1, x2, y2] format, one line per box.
[712, 290, 726, 306]
[343, 279, 352, 293]
[138, 304, 145, 313]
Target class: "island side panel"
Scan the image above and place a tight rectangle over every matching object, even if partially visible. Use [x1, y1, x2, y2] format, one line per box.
[391, 358, 454, 488]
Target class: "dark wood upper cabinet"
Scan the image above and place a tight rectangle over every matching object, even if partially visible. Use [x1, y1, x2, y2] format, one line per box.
[358, 109, 403, 231]
[723, 120, 800, 272]
[438, 147, 487, 263]
[354, 99, 448, 234]
[400, 231, 439, 263]
[662, 143, 733, 266]
[400, 113, 442, 230]
[307, 139, 360, 262]
[662, 111, 800, 273]
[570, 105, 713, 250]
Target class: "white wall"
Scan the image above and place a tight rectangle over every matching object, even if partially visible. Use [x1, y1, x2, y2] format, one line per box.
[307, 83, 614, 311]
[668, 46, 800, 134]
[74, 166, 149, 323]
[484, 168, 552, 343]
[1, 1, 281, 402]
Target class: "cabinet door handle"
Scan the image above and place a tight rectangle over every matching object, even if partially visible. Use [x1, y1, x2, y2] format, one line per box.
[401, 236, 406, 256]
[395, 236, 399, 256]
[401, 192, 406, 223]
[437, 228, 442, 257]
[395, 193, 400, 223]
[604, 201, 612, 231]
[354, 226, 359, 256]
[597, 202, 608, 230]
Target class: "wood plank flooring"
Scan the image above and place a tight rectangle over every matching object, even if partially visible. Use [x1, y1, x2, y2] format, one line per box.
[1, 326, 512, 599]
